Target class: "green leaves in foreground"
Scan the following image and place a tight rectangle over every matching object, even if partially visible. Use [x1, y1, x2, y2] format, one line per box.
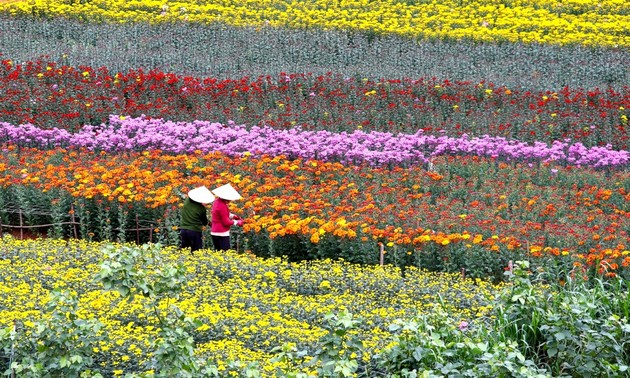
[96, 243, 188, 303]
[95, 243, 201, 377]
[0, 289, 105, 378]
[3, 244, 630, 377]
[493, 261, 630, 377]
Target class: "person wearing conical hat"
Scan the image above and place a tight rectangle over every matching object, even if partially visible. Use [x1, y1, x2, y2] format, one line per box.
[180, 186, 215, 254]
[210, 183, 244, 251]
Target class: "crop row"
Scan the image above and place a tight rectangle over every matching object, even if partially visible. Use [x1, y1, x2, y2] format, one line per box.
[0, 237, 500, 376]
[2, 59, 629, 149]
[1, 115, 628, 169]
[3, 16, 628, 90]
[0, 147, 628, 280]
[6, 239, 627, 377]
[1, 0, 629, 47]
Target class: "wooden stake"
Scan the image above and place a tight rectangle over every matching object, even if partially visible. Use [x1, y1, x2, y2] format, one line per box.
[379, 242, 384, 266]
[70, 204, 78, 239]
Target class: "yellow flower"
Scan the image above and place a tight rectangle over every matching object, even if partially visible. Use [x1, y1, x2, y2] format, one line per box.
[319, 280, 331, 289]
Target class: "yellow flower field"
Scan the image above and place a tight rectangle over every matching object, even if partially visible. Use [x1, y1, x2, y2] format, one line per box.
[0, 236, 501, 375]
[1, 0, 628, 47]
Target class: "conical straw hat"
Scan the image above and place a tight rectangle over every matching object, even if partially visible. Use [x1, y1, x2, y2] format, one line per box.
[187, 186, 215, 204]
[212, 183, 242, 201]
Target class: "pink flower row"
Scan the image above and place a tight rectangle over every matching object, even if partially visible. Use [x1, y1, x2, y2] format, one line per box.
[1, 115, 628, 168]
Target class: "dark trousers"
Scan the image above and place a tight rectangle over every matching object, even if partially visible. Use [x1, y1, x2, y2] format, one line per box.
[211, 235, 231, 251]
[180, 229, 203, 253]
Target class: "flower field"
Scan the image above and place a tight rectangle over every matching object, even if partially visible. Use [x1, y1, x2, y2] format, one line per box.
[0, 237, 502, 376]
[1, 58, 629, 150]
[1, 0, 629, 47]
[1, 0, 630, 376]
[0, 145, 628, 282]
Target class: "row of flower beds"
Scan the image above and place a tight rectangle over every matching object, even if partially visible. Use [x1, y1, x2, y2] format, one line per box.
[0, 237, 501, 376]
[2, 60, 628, 149]
[3, 16, 628, 91]
[1, 115, 628, 168]
[1, 145, 627, 281]
[2, 238, 629, 376]
[1, 0, 628, 47]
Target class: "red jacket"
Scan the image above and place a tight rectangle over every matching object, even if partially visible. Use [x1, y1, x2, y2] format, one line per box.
[211, 198, 235, 235]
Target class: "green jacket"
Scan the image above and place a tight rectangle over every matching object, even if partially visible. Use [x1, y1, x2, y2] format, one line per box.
[180, 197, 208, 232]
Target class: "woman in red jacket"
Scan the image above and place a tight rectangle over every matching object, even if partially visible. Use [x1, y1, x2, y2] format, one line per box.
[210, 183, 244, 251]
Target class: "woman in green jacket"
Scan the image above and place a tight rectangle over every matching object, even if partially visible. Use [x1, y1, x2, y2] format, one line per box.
[180, 186, 215, 253]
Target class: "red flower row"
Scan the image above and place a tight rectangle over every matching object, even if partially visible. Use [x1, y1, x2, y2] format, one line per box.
[1, 58, 628, 149]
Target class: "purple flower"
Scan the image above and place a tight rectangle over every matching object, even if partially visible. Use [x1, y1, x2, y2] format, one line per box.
[0, 116, 628, 169]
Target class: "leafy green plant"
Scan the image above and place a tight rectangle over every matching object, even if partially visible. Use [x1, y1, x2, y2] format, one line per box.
[493, 260, 630, 377]
[537, 276, 630, 376]
[312, 312, 364, 377]
[372, 303, 550, 377]
[272, 311, 365, 378]
[271, 343, 313, 378]
[0, 289, 106, 378]
[94, 243, 268, 377]
[95, 242, 201, 377]
[493, 261, 550, 360]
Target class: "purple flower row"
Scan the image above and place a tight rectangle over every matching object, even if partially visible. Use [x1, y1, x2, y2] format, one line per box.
[1, 115, 628, 169]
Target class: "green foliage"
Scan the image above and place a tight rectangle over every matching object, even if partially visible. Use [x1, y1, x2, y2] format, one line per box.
[96, 243, 187, 302]
[145, 309, 200, 377]
[2, 16, 627, 91]
[93, 243, 265, 378]
[272, 311, 365, 378]
[95, 243, 204, 377]
[271, 343, 312, 378]
[493, 261, 550, 359]
[373, 305, 550, 377]
[3, 238, 630, 377]
[493, 261, 630, 377]
[0, 290, 106, 378]
[311, 312, 364, 377]
[371, 261, 630, 377]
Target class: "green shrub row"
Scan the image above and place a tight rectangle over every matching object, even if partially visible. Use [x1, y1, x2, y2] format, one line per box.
[1, 15, 628, 90]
